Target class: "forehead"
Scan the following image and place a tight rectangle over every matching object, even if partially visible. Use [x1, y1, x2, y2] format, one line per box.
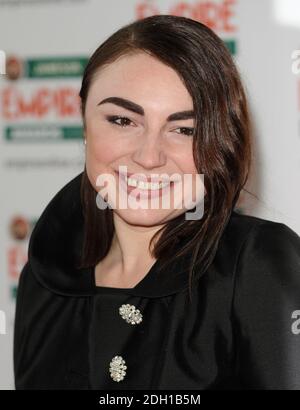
[86, 52, 193, 108]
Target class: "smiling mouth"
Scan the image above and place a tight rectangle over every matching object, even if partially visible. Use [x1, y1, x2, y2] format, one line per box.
[115, 170, 175, 190]
[125, 176, 170, 190]
[115, 170, 176, 195]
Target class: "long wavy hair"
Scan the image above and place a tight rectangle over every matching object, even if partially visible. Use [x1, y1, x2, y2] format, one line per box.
[78, 14, 253, 301]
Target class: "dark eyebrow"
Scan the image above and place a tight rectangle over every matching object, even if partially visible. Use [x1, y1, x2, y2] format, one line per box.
[98, 97, 194, 122]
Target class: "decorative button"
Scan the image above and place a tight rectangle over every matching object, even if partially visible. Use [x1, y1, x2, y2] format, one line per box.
[109, 355, 127, 382]
[119, 303, 143, 325]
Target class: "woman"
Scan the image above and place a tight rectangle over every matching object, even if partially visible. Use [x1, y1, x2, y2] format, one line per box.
[14, 14, 300, 390]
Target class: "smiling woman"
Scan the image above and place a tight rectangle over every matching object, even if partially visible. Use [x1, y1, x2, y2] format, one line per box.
[14, 15, 300, 390]
[78, 15, 253, 291]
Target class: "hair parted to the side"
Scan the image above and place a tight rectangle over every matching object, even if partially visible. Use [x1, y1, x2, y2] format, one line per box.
[78, 14, 253, 302]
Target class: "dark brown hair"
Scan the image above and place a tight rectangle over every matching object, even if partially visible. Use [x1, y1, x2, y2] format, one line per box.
[78, 14, 253, 301]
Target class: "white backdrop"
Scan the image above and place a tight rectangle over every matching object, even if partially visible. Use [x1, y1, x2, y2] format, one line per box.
[0, 0, 299, 389]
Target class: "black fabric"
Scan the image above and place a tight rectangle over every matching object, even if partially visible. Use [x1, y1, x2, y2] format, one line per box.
[13, 172, 300, 389]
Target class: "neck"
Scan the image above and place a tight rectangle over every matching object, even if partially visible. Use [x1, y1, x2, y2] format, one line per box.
[110, 212, 164, 274]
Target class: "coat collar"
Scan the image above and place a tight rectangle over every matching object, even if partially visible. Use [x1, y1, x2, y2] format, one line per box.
[28, 172, 248, 298]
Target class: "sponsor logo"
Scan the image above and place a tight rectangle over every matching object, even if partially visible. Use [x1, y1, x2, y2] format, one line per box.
[27, 57, 88, 79]
[135, 0, 238, 54]
[5, 55, 22, 80]
[7, 215, 34, 301]
[4, 55, 87, 80]
[1, 55, 86, 142]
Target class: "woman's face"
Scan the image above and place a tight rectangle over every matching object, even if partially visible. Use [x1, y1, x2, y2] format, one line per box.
[84, 51, 204, 227]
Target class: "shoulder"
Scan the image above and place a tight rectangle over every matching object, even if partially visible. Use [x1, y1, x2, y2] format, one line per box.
[230, 211, 300, 334]
[226, 209, 299, 241]
[32, 171, 83, 228]
[211, 210, 300, 300]
[211, 211, 299, 280]
[227, 210, 300, 298]
[223, 210, 300, 263]
[229, 210, 300, 279]
[25, 171, 93, 297]
[229, 213, 300, 388]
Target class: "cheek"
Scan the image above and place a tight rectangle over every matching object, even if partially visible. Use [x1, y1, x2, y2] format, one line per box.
[176, 151, 205, 200]
[85, 121, 125, 164]
[175, 148, 197, 175]
[86, 140, 121, 164]
[84, 125, 128, 191]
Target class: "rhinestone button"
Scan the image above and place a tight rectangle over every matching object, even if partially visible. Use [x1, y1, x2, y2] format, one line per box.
[119, 303, 143, 325]
[109, 355, 127, 382]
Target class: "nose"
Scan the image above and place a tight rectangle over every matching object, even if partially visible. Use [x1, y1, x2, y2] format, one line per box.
[131, 130, 167, 169]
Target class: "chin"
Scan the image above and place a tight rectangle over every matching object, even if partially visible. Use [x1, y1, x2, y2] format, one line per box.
[113, 208, 175, 227]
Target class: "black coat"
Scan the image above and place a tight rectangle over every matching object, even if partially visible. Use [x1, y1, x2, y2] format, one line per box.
[14, 172, 300, 390]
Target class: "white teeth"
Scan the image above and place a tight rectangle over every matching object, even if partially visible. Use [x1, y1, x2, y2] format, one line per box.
[125, 176, 169, 190]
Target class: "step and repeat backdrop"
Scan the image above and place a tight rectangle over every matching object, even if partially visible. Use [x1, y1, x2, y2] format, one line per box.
[0, 0, 299, 389]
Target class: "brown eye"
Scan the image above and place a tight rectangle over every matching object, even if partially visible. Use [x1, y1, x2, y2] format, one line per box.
[106, 115, 133, 127]
[174, 127, 194, 137]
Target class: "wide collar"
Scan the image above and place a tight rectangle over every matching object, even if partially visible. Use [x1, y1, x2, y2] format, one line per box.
[28, 172, 246, 298]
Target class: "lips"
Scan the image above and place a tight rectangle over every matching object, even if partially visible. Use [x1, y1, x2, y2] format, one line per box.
[115, 169, 176, 184]
[116, 169, 173, 200]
